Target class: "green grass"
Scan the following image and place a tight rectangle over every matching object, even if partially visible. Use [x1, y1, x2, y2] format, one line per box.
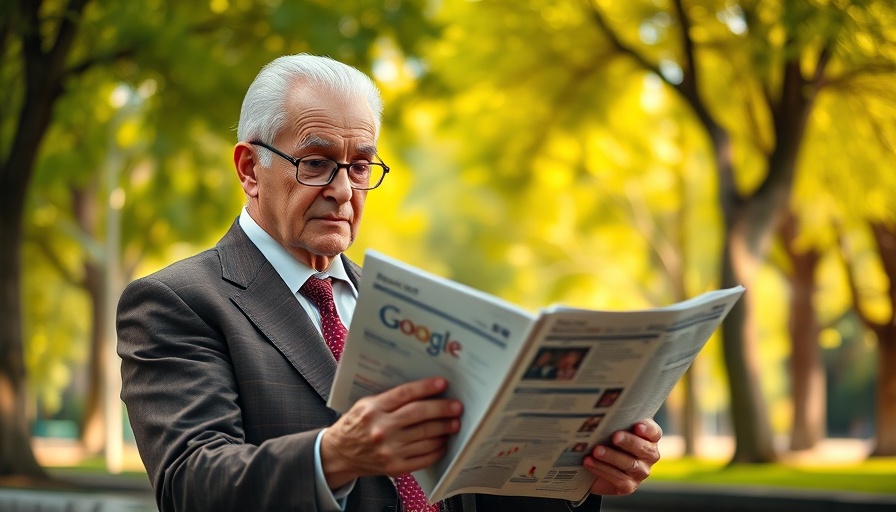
[651, 457, 896, 495]
[42, 454, 896, 495]
[45, 456, 148, 480]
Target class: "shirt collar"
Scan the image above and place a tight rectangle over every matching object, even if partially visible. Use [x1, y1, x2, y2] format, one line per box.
[238, 207, 355, 293]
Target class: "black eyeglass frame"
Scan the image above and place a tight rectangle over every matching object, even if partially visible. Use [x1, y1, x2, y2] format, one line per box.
[249, 140, 389, 190]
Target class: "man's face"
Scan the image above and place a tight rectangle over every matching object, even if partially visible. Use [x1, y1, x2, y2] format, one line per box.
[247, 84, 377, 270]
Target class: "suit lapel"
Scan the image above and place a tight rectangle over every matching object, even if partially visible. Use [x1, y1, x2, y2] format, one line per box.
[217, 220, 338, 402]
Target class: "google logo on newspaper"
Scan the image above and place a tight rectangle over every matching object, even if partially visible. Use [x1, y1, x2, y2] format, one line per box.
[379, 305, 462, 358]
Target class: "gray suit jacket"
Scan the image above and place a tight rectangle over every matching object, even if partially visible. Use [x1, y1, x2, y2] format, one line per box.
[118, 220, 601, 511]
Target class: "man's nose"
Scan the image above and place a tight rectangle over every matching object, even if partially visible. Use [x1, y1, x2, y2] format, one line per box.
[323, 166, 354, 201]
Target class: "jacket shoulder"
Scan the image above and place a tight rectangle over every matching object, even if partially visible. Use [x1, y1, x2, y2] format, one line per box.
[125, 247, 223, 291]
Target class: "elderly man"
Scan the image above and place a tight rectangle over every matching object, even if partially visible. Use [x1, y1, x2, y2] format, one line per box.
[117, 54, 661, 512]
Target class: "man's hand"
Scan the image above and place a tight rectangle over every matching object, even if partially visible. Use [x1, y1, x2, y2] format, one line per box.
[583, 419, 662, 496]
[321, 377, 463, 489]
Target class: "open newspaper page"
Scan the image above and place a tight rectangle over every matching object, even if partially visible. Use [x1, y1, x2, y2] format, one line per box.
[429, 286, 744, 503]
[328, 250, 537, 495]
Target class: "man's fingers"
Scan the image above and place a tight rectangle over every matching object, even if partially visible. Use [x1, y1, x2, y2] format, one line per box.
[583, 420, 663, 496]
[607, 420, 663, 469]
[393, 435, 450, 463]
[393, 396, 463, 427]
[591, 445, 647, 475]
[584, 456, 640, 495]
[375, 377, 449, 412]
[634, 419, 663, 443]
[370, 378, 462, 434]
[321, 378, 463, 484]
[402, 415, 461, 444]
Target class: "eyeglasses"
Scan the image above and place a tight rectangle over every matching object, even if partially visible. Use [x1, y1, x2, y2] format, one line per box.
[249, 141, 389, 190]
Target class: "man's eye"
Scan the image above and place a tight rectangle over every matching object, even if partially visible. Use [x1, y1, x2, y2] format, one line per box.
[304, 159, 331, 169]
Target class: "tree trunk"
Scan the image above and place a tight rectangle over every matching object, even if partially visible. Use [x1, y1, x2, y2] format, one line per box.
[713, 52, 815, 463]
[781, 214, 825, 451]
[681, 366, 700, 456]
[787, 250, 825, 451]
[871, 330, 896, 456]
[72, 187, 106, 455]
[720, 229, 778, 463]
[671, 251, 699, 456]
[0, 63, 55, 481]
[710, 118, 781, 464]
[839, 222, 896, 457]
[0, 209, 44, 478]
[869, 223, 896, 456]
[0, 0, 90, 477]
[80, 261, 106, 455]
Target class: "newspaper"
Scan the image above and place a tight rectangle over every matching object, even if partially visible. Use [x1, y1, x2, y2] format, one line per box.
[328, 250, 744, 503]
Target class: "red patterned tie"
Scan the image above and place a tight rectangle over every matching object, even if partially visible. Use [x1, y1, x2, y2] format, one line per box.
[300, 276, 346, 361]
[394, 473, 440, 512]
[300, 276, 439, 512]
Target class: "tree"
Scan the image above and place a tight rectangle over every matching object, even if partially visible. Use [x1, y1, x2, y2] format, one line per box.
[0, 0, 91, 479]
[577, 0, 896, 462]
[862, 223, 896, 456]
[582, 0, 840, 464]
[794, 54, 896, 455]
[405, 0, 896, 464]
[779, 211, 825, 451]
[3, 0, 438, 477]
[840, 222, 896, 455]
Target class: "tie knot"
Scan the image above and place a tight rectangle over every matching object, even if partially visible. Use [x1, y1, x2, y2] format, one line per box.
[300, 276, 335, 310]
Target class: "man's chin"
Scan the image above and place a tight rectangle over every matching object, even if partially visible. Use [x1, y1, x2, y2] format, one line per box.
[306, 233, 353, 258]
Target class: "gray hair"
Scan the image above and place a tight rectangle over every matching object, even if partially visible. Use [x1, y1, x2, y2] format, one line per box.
[237, 54, 383, 166]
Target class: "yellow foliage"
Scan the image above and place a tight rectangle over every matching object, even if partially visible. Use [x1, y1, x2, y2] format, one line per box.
[209, 0, 229, 14]
[265, 35, 285, 53]
[820, 328, 842, 349]
[814, 252, 852, 323]
[31, 203, 58, 227]
[115, 118, 141, 148]
[371, 39, 419, 97]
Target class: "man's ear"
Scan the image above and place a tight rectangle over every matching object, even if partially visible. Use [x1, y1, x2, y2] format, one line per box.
[234, 142, 259, 197]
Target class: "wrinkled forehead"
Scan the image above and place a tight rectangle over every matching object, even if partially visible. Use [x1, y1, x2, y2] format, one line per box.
[290, 78, 377, 124]
[278, 82, 378, 146]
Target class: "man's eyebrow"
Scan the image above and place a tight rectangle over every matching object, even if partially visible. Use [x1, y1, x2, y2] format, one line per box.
[298, 135, 336, 150]
[356, 144, 378, 156]
[297, 135, 378, 157]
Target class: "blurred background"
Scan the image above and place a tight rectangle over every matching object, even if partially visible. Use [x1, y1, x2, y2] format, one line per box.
[1, 0, 894, 494]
